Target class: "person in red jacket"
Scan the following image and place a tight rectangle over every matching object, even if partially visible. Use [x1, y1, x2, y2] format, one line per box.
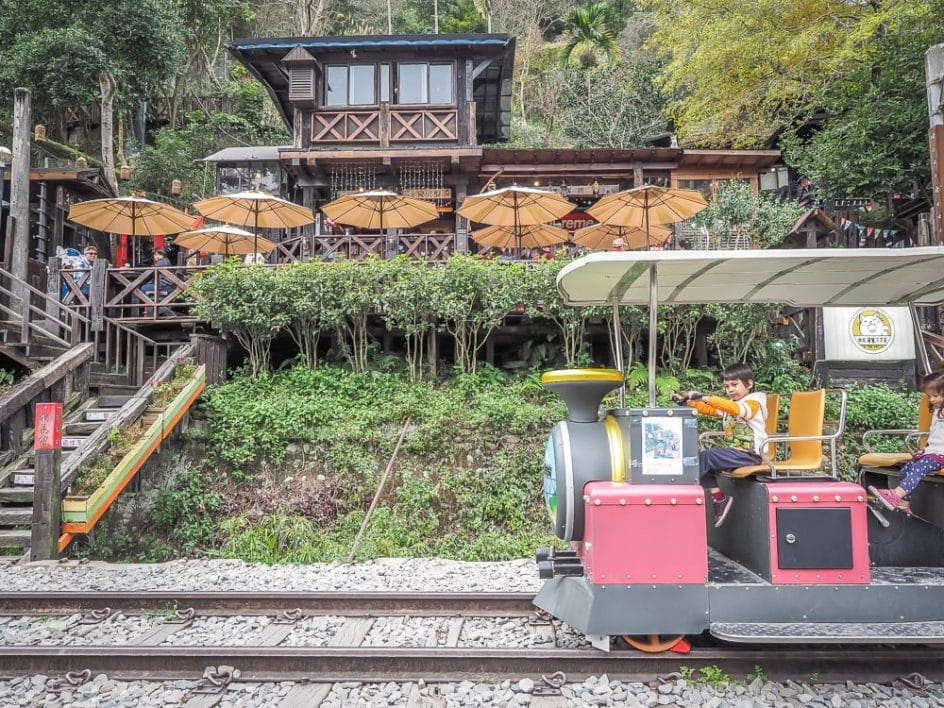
[673, 363, 769, 527]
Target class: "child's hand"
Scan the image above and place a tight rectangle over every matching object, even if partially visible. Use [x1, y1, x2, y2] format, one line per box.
[670, 392, 688, 404]
[687, 390, 705, 401]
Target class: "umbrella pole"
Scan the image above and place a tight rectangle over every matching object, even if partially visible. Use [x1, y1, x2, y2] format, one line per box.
[644, 192, 651, 251]
[647, 263, 658, 407]
[254, 210, 259, 261]
[612, 297, 624, 407]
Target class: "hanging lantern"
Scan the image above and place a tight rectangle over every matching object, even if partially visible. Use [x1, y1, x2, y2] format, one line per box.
[34, 124, 47, 142]
[171, 178, 182, 195]
[75, 156, 88, 169]
[119, 164, 131, 180]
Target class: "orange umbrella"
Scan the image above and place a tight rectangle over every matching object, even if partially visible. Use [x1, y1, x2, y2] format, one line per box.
[194, 191, 314, 254]
[573, 223, 672, 251]
[458, 186, 575, 256]
[472, 224, 568, 251]
[321, 190, 438, 230]
[587, 185, 707, 249]
[68, 196, 194, 236]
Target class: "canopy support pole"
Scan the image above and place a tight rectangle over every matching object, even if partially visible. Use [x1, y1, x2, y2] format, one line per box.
[611, 297, 624, 407]
[647, 263, 658, 407]
[910, 302, 933, 376]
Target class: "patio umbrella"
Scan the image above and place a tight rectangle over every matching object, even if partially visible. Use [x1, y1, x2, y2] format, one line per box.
[321, 190, 439, 230]
[472, 223, 568, 251]
[457, 186, 576, 256]
[193, 191, 314, 254]
[68, 196, 195, 236]
[573, 223, 673, 251]
[175, 224, 277, 257]
[587, 185, 707, 250]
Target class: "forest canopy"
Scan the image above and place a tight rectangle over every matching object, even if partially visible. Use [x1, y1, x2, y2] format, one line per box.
[0, 0, 941, 204]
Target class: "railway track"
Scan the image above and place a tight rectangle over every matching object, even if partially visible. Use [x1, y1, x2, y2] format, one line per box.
[1, 591, 943, 686]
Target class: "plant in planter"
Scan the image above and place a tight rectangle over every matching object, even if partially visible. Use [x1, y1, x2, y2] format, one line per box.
[107, 421, 145, 457]
[152, 362, 197, 409]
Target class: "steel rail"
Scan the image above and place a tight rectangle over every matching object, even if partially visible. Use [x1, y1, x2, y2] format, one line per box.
[0, 591, 538, 616]
[2, 645, 944, 683]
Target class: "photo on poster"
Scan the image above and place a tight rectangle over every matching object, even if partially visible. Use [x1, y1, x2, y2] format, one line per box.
[641, 416, 684, 476]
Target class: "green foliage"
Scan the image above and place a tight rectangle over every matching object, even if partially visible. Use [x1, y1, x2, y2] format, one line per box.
[691, 181, 805, 249]
[151, 470, 222, 554]
[191, 262, 290, 377]
[0, 369, 15, 395]
[0, 0, 185, 134]
[560, 3, 620, 69]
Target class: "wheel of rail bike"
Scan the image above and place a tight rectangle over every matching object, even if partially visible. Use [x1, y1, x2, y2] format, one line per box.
[621, 634, 686, 653]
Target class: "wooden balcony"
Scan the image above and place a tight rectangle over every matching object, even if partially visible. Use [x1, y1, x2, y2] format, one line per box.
[311, 102, 472, 146]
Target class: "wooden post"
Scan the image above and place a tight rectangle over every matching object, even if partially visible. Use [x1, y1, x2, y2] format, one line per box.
[191, 333, 227, 386]
[926, 44, 944, 244]
[455, 179, 469, 253]
[30, 402, 63, 561]
[90, 257, 107, 332]
[10, 88, 31, 285]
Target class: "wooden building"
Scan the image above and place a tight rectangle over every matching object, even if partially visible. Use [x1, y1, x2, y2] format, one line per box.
[225, 33, 782, 254]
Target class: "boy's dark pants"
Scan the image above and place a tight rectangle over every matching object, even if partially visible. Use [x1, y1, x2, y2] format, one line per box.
[699, 448, 761, 489]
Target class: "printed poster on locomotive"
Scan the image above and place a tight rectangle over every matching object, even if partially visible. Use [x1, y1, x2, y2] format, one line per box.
[641, 417, 684, 476]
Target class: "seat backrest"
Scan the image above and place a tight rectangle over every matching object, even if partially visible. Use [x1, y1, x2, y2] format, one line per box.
[764, 393, 780, 458]
[784, 389, 825, 469]
[918, 393, 932, 447]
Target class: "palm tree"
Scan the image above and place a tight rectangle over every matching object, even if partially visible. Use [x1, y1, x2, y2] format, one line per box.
[560, 3, 620, 70]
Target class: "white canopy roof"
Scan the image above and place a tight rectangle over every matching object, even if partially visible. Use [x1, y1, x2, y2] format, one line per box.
[556, 248, 944, 307]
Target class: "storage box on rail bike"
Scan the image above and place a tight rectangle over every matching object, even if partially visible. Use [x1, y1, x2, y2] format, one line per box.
[583, 482, 708, 585]
[764, 481, 871, 585]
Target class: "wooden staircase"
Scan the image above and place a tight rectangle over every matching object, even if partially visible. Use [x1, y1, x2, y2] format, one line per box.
[0, 266, 190, 557]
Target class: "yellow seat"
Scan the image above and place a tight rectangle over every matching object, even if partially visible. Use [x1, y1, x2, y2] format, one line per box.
[763, 393, 780, 459]
[857, 394, 931, 470]
[728, 389, 833, 478]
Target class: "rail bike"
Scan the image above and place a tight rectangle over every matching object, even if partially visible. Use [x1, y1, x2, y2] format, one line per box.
[533, 247, 944, 652]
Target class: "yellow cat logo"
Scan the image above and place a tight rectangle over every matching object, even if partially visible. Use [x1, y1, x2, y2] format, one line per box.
[850, 309, 893, 353]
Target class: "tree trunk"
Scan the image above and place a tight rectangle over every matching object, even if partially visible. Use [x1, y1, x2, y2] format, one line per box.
[99, 72, 118, 194]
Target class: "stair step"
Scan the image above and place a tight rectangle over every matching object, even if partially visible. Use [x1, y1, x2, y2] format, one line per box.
[0, 529, 30, 549]
[0, 508, 31, 526]
[0, 487, 33, 503]
[65, 422, 99, 436]
[94, 384, 139, 396]
[12, 471, 34, 486]
[61, 436, 89, 450]
[97, 395, 132, 408]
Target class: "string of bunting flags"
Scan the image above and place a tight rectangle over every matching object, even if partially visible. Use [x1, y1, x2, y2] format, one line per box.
[836, 217, 908, 246]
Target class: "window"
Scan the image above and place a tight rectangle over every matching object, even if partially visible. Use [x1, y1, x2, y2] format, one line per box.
[380, 64, 390, 102]
[325, 65, 376, 106]
[397, 63, 454, 105]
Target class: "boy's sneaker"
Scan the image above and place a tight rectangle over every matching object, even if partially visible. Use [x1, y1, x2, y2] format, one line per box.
[712, 495, 734, 527]
[867, 486, 911, 514]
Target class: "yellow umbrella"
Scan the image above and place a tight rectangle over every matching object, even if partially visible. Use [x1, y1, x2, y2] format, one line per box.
[321, 190, 439, 230]
[457, 186, 575, 227]
[472, 224, 568, 251]
[573, 223, 673, 251]
[587, 185, 707, 249]
[193, 191, 314, 254]
[68, 196, 195, 236]
[175, 224, 278, 256]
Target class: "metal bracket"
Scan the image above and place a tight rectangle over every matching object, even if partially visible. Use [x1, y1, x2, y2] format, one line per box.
[273, 608, 304, 625]
[78, 607, 112, 625]
[193, 665, 240, 695]
[48, 669, 92, 693]
[528, 609, 553, 626]
[893, 672, 929, 693]
[533, 671, 566, 696]
[163, 607, 196, 624]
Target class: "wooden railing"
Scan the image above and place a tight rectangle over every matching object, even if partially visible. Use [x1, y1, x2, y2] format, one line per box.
[1, 265, 183, 387]
[0, 343, 94, 466]
[311, 102, 466, 145]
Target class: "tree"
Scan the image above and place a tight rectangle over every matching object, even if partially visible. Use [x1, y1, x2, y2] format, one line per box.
[691, 180, 805, 249]
[647, 0, 931, 147]
[779, 5, 943, 202]
[0, 0, 185, 146]
[560, 3, 620, 70]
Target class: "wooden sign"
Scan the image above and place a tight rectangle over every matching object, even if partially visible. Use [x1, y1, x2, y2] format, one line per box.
[86, 410, 115, 421]
[34, 402, 63, 450]
[403, 188, 452, 200]
[62, 437, 85, 449]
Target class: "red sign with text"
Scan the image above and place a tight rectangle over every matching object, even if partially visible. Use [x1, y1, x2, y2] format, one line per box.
[560, 211, 595, 233]
[34, 402, 63, 450]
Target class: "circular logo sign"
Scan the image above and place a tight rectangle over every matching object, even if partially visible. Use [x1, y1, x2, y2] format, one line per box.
[850, 308, 894, 354]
